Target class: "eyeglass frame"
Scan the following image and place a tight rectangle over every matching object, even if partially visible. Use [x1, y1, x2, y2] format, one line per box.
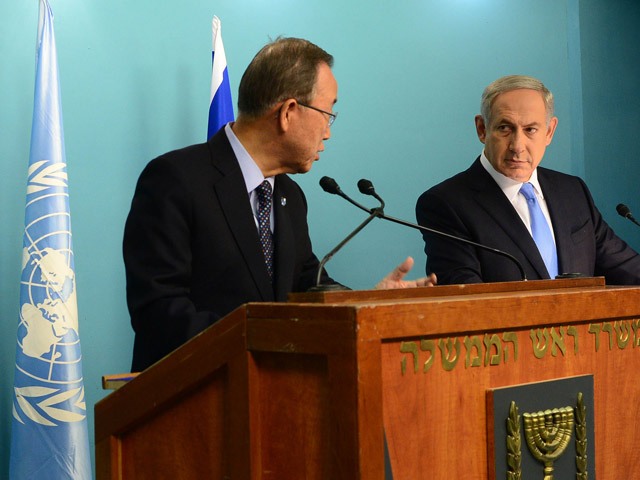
[296, 100, 337, 127]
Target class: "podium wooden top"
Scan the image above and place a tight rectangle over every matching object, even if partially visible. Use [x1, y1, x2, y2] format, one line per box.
[287, 276, 606, 304]
[246, 277, 640, 354]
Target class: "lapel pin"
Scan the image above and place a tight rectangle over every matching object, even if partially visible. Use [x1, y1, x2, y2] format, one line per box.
[280, 196, 287, 207]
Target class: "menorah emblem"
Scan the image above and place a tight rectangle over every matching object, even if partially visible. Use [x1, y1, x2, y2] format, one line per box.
[522, 407, 574, 480]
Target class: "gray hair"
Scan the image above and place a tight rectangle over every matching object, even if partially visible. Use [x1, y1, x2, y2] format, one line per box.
[480, 75, 554, 125]
[237, 37, 334, 118]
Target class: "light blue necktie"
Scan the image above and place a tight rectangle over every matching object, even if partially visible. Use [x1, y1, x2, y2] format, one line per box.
[520, 182, 558, 279]
[256, 180, 274, 282]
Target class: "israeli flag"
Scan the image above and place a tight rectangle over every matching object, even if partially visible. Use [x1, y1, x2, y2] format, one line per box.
[10, 1, 92, 478]
[207, 15, 234, 139]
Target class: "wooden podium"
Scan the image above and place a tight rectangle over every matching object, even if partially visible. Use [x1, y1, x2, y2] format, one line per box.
[95, 278, 640, 479]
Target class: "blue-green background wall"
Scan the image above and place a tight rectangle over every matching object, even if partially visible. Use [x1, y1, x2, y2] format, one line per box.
[1, 0, 638, 475]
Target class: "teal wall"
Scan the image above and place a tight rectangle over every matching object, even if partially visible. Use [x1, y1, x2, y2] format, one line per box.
[1, 0, 638, 476]
[579, 0, 640, 247]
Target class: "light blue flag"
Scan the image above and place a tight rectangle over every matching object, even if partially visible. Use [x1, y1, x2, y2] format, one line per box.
[10, 1, 92, 478]
[207, 15, 234, 139]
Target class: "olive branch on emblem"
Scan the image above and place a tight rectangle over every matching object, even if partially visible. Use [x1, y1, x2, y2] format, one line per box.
[506, 401, 522, 480]
[27, 160, 68, 194]
[13, 385, 86, 426]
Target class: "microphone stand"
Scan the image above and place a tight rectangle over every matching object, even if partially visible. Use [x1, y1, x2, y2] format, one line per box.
[314, 176, 527, 287]
[308, 207, 383, 291]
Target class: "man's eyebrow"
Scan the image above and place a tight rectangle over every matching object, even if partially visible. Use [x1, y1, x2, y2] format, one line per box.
[493, 117, 515, 125]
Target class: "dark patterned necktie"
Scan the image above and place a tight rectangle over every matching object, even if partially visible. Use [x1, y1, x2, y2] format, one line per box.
[256, 180, 274, 281]
[520, 182, 558, 278]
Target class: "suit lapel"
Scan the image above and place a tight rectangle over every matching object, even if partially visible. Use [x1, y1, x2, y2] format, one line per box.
[208, 132, 275, 301]
[538, 169, 571, 275]
[272, 178, 295, 300]
[469, 160, 550, 278]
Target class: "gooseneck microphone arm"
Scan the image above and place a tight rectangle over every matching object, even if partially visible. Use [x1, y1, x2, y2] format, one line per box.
[310, 177, 384, 291]
[356, 178, 528, 281]
[312, 208, 382, 288]
[616, 203, 640, 227]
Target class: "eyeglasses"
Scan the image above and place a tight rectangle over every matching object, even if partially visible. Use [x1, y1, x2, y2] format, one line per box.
[296, 101, 337, 127]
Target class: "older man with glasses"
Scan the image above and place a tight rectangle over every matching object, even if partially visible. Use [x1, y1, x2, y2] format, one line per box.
[124, 37, 436, 372]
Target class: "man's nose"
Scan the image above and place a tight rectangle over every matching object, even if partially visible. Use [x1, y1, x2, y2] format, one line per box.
[323, 124, 332, 140]
[509, 130, 525, 153]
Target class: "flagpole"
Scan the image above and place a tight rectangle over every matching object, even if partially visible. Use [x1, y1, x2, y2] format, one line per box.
[10, 1, 92, 478]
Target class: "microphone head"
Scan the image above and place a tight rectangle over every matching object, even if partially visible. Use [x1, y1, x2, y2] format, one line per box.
[357, 178, 375, 196]
[319, 176, 340, 194]
[616, 203, 632, 218]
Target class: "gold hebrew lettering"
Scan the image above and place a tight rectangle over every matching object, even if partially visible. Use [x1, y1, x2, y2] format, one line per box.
[614, 321, 631, 349]
[463, 336, 482, 368]
[419, 339, 436, 373]
[588, 323, 602, 351]
[438, 337, 461, 371]
[502, 332, 519, 363]
[589, 321, 621, 350]
[567, 326, 579, 354]
[483, 334, 502, 366]
[602, 322, 614, 350]
[530, 328, 550, 359]
[400, 341, 419, 375]
[550, 327, 567, 357]
[631, 319, 640, 347]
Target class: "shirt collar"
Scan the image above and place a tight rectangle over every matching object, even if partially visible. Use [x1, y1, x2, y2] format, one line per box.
[225, 123, 274, 194]
[479, 150, 543, 202]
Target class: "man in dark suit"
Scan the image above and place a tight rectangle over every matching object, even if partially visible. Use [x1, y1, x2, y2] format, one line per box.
[416, 74, 640, 285]
[125, 38, 436, 372]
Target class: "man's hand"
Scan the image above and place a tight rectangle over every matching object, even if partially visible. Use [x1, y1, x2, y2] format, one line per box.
[375, 256, 437, 289]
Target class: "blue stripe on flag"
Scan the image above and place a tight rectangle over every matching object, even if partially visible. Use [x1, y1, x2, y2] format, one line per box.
[208, 16, 234, 139]
[208, 62, 234, 138]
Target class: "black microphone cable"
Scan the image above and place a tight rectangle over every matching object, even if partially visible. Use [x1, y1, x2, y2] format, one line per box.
[356, 178, 528, 281]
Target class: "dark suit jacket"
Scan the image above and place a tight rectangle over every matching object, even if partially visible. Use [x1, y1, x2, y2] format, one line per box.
[124, 129, 333, 371]
[415, 157, 640, 285]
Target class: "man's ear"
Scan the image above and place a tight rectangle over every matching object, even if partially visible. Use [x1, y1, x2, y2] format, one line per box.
[475, 115, 487, 144]
[545, 116, 558, 145]
[277, 99, 298, 132]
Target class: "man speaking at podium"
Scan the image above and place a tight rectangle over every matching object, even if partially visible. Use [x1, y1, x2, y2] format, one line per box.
[416, 75, 640, 286]
[124, 38, 436, 372]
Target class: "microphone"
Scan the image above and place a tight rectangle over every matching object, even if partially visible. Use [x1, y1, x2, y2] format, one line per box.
[320, 176, 373, 215]
[358, 179, 385, 210]
[616, 203, 640, 227]
[356, 179, 528, 281]
[309, 177, 383, 291]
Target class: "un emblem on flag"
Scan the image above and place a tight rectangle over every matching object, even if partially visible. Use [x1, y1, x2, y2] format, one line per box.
[13, 160, 87, 426]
